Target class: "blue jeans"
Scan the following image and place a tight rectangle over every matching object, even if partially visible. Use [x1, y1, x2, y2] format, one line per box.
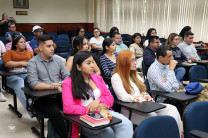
[6, 69, 32, 117]
[174, 67, 186, 82]
[82, 110, 133, 138]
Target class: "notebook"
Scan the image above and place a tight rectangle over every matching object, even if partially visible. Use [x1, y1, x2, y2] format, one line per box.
[80, 114, 110, 127]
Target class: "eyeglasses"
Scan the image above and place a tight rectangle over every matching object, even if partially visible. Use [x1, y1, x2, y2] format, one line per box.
[94, 31, 100, 33]
[153, 42, 160, 44]
[79, 31, 85, 33]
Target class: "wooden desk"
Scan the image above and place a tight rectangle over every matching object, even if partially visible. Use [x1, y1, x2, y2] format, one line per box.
[115, 100, 166, 119]
[62, 113, 122, 138]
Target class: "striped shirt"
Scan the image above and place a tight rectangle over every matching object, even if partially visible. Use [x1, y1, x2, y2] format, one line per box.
[100, 53, 118, 77]
[147, 59, 179, 102]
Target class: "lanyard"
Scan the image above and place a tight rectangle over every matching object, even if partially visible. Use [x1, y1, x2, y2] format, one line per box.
[88, 76, 95, 100]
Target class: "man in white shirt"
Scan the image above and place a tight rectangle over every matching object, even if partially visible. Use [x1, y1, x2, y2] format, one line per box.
[177, 31, 200, 61]
[147, 45, 179, 102]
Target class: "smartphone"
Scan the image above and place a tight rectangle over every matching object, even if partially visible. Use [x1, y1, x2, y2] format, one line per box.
[87, 113, 105, 120]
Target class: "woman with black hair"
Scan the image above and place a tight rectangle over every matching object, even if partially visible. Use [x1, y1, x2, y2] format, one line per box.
[66, 35, 100, 74]
[109, 26, 119, 38]
[3, 35, 33, 115]
[100, 38, 117, 77]
[62, 51, 133, 138]
[179, 26, 191, 41]
[143, 28, 157, 47]
[129, 33, 144, 70]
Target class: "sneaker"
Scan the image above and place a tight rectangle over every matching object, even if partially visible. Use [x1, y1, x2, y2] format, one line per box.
[0, 92, 7, 102]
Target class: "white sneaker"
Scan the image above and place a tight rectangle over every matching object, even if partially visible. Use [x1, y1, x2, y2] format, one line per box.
[0, 92, 7, 102]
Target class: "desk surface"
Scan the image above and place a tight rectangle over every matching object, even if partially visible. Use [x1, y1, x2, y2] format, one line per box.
[195, 60, 208, 64]
[21, 87, 61, 97]
[195, 78, 208, 83]
[190, 130, 208, 138]
[62, 114, 122, 130]
[115, 101, 166, 113]
[177, 63, 196, 67]
[0, 71, 27, 76]
[149, 91, 198, 101]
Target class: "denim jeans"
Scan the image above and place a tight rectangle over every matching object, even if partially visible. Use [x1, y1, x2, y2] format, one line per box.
[6, 69, 32, 117]
[174, 67, 186, 82]
[82, 110, 133, 138]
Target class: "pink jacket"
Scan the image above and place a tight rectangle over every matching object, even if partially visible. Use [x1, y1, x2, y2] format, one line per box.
[5, 42, 33, 53]
[62, 74, 114, 138]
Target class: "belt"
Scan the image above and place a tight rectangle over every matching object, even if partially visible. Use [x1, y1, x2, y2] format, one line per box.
[10, 67, 26, 71]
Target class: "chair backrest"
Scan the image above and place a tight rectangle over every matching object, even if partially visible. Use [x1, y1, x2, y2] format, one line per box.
[134, 116, 180, 138]
[189, 65, 208, 82]
[183, 101, 208, 138]
[142, 60, 148, 79]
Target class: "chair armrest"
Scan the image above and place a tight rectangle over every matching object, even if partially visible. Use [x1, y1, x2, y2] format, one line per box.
[190, 130, 208, 138]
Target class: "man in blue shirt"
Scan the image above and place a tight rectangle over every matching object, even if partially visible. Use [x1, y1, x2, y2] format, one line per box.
[30, 25, 44, 55]
[112, 32, 129, 53]
[5, 22, 22, 42]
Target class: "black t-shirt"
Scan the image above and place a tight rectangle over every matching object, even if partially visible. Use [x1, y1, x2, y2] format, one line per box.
[0, 20, 14, 36]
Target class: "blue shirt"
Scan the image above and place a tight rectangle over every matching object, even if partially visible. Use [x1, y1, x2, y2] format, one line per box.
[30, 37, 38, 50]
[100, 53, 118, 77]
[115, 43, 129, 53]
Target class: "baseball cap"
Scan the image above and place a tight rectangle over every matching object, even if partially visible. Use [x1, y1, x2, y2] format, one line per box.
[32, 25, 44, 32]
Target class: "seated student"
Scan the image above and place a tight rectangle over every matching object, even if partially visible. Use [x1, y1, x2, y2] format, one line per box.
[129, 33, 144, 69]
[143, 28, 157, 47]
[27, 35, 70, 138]
[62, 51, 133, 138]
[90, 27, 104, 53]
[5, 22, 22, 42]
[147, 45, 179, 100]
[178, 31, 201, 61]
[166, 33, 188, 83]
[0, 40, 6, 102]
[108, 26, 119, 38]
[111, 50, 182, 135]
[66, 35, 101, 75]
[100, 38, 117, 77]
[30, 25, 44, 55]
[143, 36, 160, 69]
[5, 32, 33, 53]
[73, 26, 91, 51]
[3, 35, 33, 115]
[112, 32, 129, 53]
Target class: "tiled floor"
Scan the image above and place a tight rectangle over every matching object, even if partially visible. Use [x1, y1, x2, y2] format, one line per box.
[0, 90, 48, 138]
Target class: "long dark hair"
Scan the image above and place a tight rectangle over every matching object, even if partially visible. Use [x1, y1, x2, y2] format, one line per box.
[109, 27, 119, 38]
[71, 51, 93, 100]
[179, 26, 191, 40]
[131, 33, 144, 49]
[2, 13, 6, 20]
[145, 28, 156, 41]
[74, 26, 85, 36]
[100, 38, 114, 56]
[71, 35, 87, 56]
[12, 35, 26, 50]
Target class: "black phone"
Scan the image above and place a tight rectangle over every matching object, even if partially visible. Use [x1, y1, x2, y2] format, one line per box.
[87, 113, 105, 120]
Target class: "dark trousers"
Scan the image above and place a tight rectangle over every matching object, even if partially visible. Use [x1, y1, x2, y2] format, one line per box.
[35, 95, 68, 138]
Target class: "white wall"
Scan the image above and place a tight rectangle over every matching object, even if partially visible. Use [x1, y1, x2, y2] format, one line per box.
[0, 0, 94, 23]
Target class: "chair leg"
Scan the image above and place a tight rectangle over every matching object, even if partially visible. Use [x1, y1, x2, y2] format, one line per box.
[8, 94, 22, 118]
[31, 117, 45, 138]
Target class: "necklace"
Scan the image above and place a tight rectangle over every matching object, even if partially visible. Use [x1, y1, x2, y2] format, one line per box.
[16, 49, 25, 53]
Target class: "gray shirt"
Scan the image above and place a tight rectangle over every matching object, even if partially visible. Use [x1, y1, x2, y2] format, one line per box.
[177, 41, 200, 61]
[27, 53, 70, 88]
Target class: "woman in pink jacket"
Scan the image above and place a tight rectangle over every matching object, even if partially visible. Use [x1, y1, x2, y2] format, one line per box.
[62, 51, 133, 138]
